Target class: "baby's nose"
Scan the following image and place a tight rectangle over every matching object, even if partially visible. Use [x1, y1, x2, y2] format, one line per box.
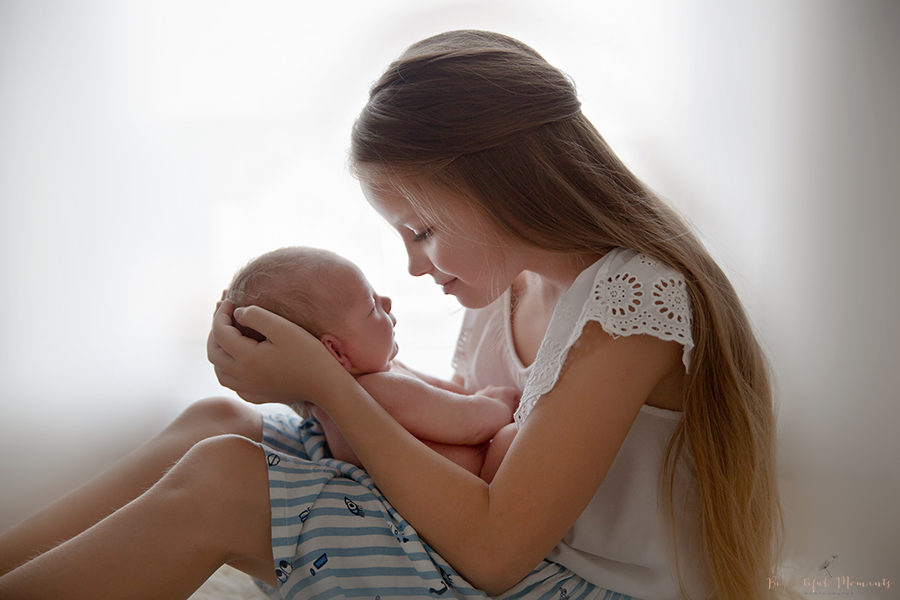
[382, 296, 396, 325]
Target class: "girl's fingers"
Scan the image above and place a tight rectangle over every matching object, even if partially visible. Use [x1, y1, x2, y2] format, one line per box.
[213, 296, 234, 323]
[207, 300, 258, 382]
[206, 331, 237, 370]
[211, 297, 235, 333]
[213, 290, 227, 317]
[208, 302, 237, 362]
[231, 304, 299, 345]
[211, 300, 260, 357]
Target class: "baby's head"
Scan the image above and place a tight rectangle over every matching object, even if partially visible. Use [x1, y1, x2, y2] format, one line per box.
[227, 247, 398, 377]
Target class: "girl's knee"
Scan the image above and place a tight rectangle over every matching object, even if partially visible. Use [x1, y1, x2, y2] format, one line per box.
[188, 433, 264, 471]
[183, 435, 271, 529]
[154, 435, 272, 563]
[170, 434, 268, 504]
[170, 397, 263, 442]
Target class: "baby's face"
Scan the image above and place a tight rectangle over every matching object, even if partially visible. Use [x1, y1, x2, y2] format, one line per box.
[326, 262, 398, 375]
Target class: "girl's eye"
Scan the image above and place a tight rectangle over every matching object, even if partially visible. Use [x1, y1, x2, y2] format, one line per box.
[412, 228, 433, 243]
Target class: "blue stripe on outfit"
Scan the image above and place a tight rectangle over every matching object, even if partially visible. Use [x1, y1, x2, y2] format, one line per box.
[258, 411, 636, 600]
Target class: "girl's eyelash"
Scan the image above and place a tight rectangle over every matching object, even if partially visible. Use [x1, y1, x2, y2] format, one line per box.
[412, 228, 433, 243]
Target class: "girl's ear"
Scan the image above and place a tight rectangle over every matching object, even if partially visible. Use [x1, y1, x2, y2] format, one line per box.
[320, 334, 353, 373]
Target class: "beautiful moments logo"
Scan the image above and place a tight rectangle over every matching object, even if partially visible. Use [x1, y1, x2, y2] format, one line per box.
[768, 555, 893, 596]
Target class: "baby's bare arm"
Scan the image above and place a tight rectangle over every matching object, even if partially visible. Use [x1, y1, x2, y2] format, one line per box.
[355, 371, 516, 445]
[314, 399, 491, 476]
[391, 360, 468, 394]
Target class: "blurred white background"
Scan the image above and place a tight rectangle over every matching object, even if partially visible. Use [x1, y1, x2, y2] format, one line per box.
[1, 0, 898, 594]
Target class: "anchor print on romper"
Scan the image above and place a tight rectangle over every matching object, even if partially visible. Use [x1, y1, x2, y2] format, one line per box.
[275, 560, 293, 584]
[429, 567, 454, 595]
[344, 496, 365, 517]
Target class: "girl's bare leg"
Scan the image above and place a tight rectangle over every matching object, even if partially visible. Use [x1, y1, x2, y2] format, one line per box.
[0, 397, 263, 576]
[0, 433, 276, 600]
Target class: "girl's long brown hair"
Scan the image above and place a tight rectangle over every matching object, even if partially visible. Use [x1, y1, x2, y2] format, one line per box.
[350, 30, 783, 599]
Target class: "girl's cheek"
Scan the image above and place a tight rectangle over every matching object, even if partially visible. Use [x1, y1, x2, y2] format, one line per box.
[428, 242, 448, 266]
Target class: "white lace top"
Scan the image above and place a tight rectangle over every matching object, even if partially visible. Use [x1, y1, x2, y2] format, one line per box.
[452, 248, 710, 600]
[514, 248, 693, 426]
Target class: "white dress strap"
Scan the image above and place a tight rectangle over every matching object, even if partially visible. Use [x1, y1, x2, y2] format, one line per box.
[514, 248, 694, 426]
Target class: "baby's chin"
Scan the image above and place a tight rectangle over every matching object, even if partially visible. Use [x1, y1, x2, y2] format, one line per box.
[372, 344, 399, 374]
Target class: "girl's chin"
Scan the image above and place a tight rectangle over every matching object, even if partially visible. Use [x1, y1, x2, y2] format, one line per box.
[451, 288, 504, 310]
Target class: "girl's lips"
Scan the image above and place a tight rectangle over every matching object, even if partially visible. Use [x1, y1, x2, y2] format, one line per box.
[440, 278, 458, 294]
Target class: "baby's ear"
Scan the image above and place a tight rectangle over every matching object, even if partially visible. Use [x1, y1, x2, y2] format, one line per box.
[320, 334, 353, 373]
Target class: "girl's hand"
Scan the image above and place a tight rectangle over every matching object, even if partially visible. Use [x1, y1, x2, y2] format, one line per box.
[207, 300, 345, 405]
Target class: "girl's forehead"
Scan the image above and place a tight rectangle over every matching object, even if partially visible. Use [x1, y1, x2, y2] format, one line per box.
[362, 179, 471, 228]
[361, 181, 415, 222]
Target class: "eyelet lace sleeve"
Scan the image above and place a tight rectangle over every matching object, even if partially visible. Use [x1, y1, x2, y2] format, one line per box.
[514, 249, 694, 426]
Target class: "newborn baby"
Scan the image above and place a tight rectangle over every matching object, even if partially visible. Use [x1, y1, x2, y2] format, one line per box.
[227, 246, 518, 482]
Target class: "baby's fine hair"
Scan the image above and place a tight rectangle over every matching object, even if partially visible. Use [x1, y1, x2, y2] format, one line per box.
[226, 246, 346, 340]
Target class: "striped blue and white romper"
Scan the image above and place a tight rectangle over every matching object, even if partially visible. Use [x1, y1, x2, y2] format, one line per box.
[256, 411, 634, 600]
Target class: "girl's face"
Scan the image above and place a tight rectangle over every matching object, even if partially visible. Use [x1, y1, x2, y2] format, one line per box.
[363, 182, 526, 309]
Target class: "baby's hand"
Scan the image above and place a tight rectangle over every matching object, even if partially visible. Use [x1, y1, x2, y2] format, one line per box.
[474, 386, 520, 413]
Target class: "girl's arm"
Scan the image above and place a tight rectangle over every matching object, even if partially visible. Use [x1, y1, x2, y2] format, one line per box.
[209, 302, 681, 595]
[356, 372, 516, 445]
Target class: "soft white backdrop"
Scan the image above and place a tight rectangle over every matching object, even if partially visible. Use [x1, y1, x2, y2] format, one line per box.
[1, 0, 898, 595]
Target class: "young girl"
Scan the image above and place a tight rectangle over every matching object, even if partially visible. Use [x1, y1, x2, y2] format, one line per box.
[0, 30, 783, 600]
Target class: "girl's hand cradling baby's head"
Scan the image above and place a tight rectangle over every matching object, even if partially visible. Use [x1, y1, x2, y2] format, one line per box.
[210, 299, 352, 407]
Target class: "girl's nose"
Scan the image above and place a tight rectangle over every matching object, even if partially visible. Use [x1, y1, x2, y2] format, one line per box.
[406, 246, 432, 278]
